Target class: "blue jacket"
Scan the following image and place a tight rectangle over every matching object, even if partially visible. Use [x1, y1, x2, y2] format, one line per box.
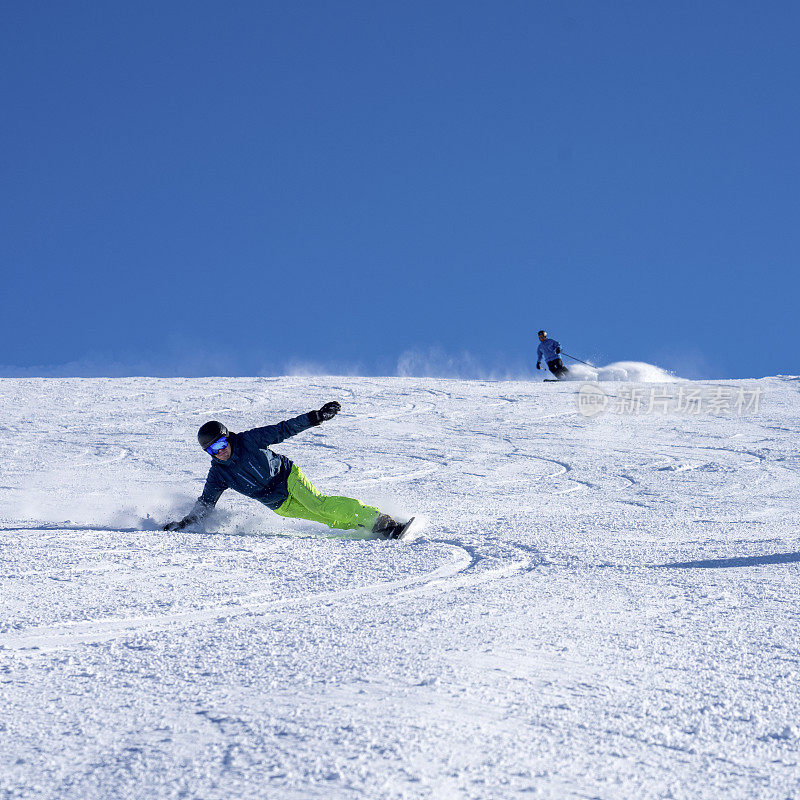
[191, 413, 315, 518]
[537, 338, 561, 364]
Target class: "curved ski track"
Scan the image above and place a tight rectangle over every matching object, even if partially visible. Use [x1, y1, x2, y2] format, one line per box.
[0, 540, 534, 654]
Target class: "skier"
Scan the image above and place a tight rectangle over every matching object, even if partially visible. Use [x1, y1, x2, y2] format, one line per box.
[162, 402, 410, 539]
[536, 330, 569, 379]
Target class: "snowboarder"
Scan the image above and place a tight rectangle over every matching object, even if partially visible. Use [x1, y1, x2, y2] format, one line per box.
[162, 402, 409, 539]
[536, 330, 569, 379]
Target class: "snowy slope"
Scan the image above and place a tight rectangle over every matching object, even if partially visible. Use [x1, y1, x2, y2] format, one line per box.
[1, 375, 799, 799]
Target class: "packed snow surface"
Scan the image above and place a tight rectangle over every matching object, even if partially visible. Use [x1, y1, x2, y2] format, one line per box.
[1, 375, 799, 799]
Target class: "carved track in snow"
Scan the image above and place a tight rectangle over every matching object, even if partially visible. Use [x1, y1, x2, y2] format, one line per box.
[1, 538, 531, 653]
[0, 527, 541, 653]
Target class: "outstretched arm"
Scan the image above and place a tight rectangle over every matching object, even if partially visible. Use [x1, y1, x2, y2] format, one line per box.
[250, 402, 341, 447]
[163, 470, 227, 531]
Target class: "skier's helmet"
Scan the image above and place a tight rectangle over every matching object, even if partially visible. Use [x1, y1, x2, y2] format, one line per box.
[538, 330, 547, 337]
[198, 421, 229, 450]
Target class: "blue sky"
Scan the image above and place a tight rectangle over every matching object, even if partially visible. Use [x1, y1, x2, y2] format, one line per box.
[2, 1, 798, 378]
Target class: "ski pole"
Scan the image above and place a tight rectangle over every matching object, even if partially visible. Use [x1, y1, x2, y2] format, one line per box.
[562, 352, 594, 367]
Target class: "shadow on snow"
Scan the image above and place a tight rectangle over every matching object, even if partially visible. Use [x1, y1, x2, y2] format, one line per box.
[657, 552, 800, 569]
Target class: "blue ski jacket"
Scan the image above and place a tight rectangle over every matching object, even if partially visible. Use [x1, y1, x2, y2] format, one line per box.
[537, 338, 562, 364]
[190, 413, 315, 518]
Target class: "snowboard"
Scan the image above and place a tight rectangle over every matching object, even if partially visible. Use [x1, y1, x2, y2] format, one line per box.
[389, 516, 417, 541]
[400, 516, 419, 540]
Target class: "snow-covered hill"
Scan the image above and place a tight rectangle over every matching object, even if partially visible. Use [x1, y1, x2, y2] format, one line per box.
[1, 376, 799, 799]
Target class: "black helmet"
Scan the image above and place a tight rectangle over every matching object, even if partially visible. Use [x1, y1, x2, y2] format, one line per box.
[538, 330, 547, 337]
[198, 421, 229, 450]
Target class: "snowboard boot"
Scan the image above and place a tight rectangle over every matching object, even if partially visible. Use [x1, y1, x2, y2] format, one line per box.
[372, 513, 404, 539]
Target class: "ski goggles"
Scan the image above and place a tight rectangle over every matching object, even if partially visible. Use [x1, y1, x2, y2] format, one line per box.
[205, 436, 229, 456]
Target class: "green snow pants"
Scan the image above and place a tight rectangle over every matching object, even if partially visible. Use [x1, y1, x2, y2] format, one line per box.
[273, 464, 380, 531]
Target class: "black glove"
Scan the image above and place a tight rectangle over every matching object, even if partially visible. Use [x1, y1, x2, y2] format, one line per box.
[308, 401, 341, 426]
[556, 347, 561, 355]
[536, 362, 541, 370]
[162, 514, 197, 532]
